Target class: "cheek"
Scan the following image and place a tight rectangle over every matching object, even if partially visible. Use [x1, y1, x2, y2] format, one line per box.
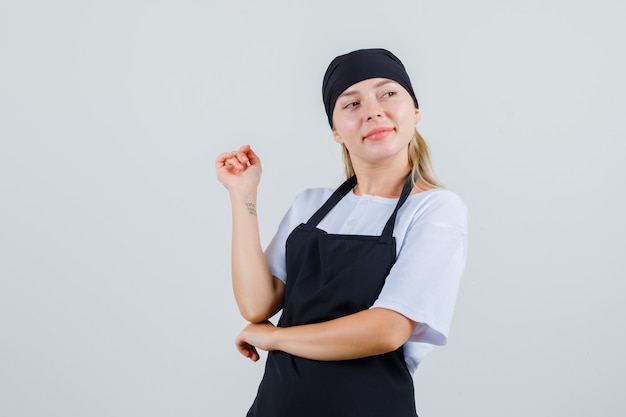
[331, 108, 343, 130]
[397, 107, 418, 128]
[333, 115, 359, 137]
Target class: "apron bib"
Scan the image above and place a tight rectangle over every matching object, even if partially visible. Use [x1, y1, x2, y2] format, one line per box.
[247, 176, 418, 417]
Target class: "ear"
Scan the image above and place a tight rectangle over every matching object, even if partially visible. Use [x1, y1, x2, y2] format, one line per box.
[414, 108, 421, 125]
[332, 129, 344, 144]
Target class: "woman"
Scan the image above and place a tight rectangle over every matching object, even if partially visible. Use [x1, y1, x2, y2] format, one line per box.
[216, 48, 468, 417]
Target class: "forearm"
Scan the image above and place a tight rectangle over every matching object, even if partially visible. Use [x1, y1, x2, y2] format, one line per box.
[230, 189, 283, 322]
[268, 308, 416, 361]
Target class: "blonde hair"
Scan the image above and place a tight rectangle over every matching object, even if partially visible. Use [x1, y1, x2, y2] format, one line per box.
[340, 128, 443, 190]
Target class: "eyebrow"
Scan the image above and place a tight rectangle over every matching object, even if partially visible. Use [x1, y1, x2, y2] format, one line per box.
[338, 80, 398, 98]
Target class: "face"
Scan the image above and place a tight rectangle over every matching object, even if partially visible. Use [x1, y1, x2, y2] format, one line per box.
[332, 78, 420, 169]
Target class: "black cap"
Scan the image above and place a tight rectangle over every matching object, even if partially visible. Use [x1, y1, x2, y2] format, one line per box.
[322, 48, 419, 127]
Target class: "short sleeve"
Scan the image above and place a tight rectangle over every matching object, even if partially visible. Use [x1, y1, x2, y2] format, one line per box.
[264, 188, 333, 283]
[371, 190, 468, 346]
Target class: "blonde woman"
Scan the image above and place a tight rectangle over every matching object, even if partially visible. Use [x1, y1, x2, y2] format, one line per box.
[216, 48, 468, 417]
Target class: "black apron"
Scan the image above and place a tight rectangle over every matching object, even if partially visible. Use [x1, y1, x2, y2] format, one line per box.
[247, 176, 418, 417]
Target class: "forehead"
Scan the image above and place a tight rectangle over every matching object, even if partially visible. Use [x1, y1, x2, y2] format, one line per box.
[338, 78, 401, 97]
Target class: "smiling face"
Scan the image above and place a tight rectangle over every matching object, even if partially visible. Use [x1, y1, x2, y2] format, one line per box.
[332, 78, 421, 170]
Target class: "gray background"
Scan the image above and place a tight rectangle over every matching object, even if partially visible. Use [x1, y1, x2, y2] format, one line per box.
[1, 0, 625, 416]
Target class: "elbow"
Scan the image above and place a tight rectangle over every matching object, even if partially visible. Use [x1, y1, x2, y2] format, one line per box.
[369, 309, 417, 353]
[234, 278, 284, 323]
[378, 332, 408, 353]
[239, 305, 275, 324]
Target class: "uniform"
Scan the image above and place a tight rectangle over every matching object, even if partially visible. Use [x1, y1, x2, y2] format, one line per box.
[247, 176, 468, 417]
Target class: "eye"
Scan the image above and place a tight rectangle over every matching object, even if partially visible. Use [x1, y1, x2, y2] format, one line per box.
[344, 101, 359, 109]
[383, 91, 396, 98]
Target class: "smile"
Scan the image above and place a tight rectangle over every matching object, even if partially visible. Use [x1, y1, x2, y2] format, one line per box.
[364, 127, 394, 141]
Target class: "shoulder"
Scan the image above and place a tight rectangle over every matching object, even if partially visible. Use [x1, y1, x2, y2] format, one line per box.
[277, 187, 336, 224]
[419, 188, 467, 214]
[405, 188, 468, 229]
[291, 187, 335, 209]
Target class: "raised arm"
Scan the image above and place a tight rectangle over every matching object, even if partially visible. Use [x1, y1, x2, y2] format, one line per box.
[216, 145, 284, 323]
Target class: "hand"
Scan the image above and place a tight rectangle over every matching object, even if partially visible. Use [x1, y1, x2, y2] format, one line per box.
[235, 321, 278, 362]
[215, 145, 262, 191]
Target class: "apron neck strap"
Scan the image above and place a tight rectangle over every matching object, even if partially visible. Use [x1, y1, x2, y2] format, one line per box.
[379, 175, 413, 244]
[303, 174, 413, 242]
[302, 176, 358, 231]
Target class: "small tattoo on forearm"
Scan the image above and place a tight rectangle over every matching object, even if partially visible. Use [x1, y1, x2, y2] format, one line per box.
[246, 202, 257, 216]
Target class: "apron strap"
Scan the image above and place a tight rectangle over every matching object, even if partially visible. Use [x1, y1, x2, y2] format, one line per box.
[302, 176, 358, 231]
[302, 174, 413, 242]
[379, 175, 413, 244]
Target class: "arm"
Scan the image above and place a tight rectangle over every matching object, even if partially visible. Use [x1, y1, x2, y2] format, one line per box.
[235, 308, 417, 362]
[216, 145, 284, 323]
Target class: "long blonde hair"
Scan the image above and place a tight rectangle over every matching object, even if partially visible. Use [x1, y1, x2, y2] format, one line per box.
[340, 128, 443, 190]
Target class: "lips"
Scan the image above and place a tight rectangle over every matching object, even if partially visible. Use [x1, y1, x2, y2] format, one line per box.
[363, 127, 394, 141]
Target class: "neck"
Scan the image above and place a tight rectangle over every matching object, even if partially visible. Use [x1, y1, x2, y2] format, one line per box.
[352, 164, 411, 198]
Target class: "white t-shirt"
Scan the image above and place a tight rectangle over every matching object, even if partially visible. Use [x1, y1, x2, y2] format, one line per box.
[264, 186, 468, 373]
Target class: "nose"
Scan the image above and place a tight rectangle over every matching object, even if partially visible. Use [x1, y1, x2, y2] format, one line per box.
[363, 99, 383, 121]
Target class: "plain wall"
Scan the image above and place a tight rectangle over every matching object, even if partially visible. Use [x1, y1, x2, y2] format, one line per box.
[1, 0, 625, 416]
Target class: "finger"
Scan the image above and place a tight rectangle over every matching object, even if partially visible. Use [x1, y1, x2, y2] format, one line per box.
[225, 157, 245, 171]
[216, 148, 246, 164]
[248, 346, 260, 362]
[233, 148, 250, 165]
[215, 152, 235, 166]
[244, 147, 261, 167]
[217, 153, 246, 171]
[236, 340, 260, 362]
